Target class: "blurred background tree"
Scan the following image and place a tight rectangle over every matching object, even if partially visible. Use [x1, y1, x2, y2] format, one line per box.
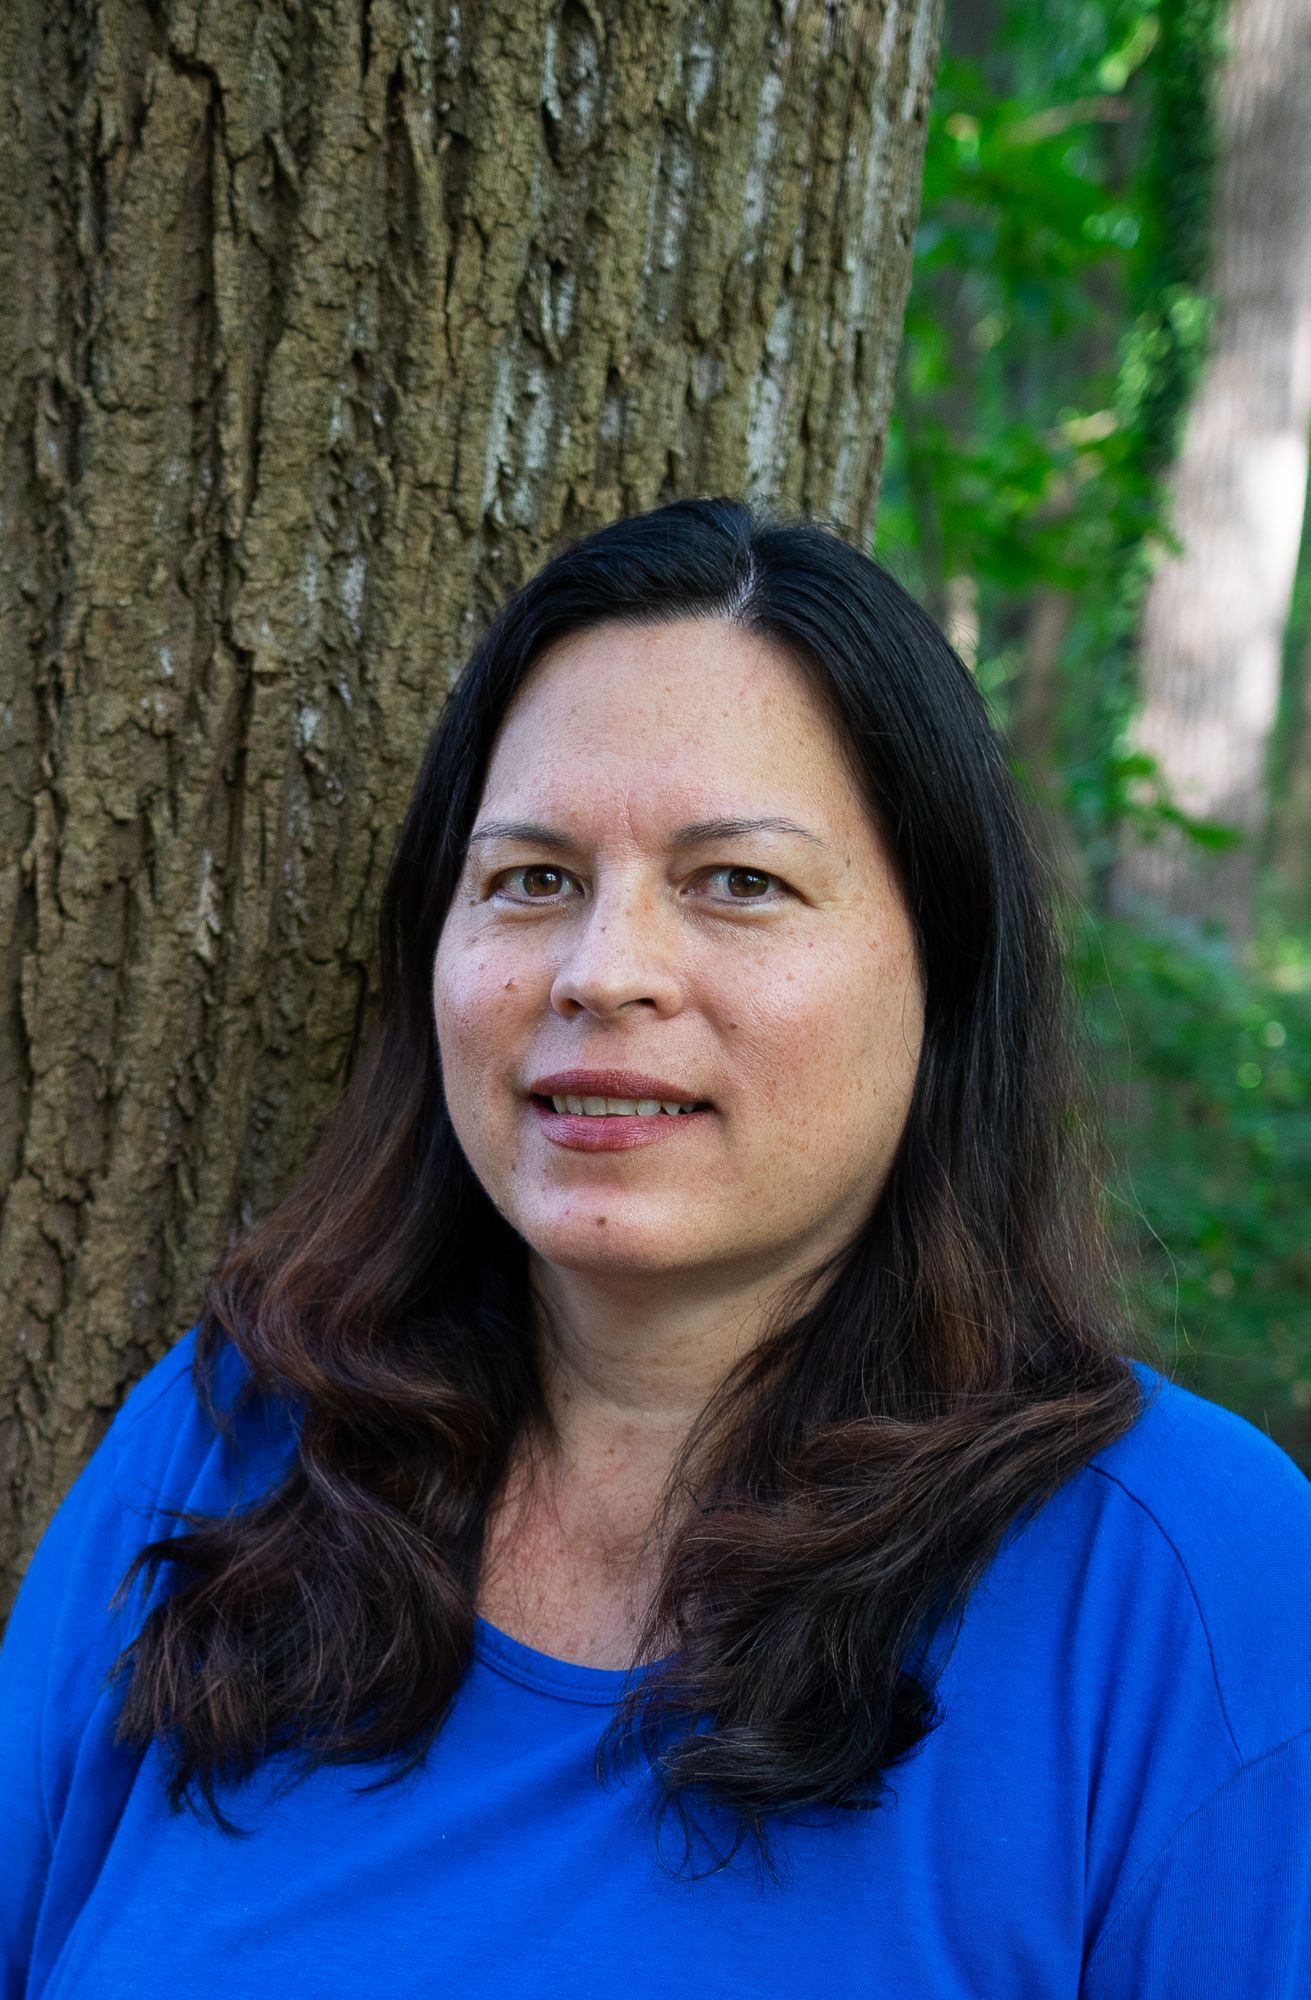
[880, 0, 1311, 1465]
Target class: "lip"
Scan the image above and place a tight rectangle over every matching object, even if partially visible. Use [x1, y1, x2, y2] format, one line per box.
[528, 1069, 706, 1106]
[529, 1099, 712, 1151]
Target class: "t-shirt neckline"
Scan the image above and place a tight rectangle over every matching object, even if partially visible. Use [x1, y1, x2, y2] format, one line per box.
[472, 1614, 671, 1706]
[470, 1364, 1165, 1708]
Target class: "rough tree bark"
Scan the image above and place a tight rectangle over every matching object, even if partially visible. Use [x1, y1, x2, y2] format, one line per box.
[1114, 0, 1311, 938]
[0, 0, 942, 1609]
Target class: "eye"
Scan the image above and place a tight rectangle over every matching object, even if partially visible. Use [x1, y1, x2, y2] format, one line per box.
[702, 865, 786, 902]
[490, 864, 580, 903]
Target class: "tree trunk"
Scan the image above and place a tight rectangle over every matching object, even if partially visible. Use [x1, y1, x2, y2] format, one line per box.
[1114, 0, 1311, 938]
[0, 0, 942, 1608]
[1011, 587, 1071, 781]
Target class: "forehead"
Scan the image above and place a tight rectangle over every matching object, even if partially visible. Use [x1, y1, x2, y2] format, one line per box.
[479, 618, 868, 830]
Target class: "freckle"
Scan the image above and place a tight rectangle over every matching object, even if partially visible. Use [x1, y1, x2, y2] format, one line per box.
[596, 1215, 607, 1226]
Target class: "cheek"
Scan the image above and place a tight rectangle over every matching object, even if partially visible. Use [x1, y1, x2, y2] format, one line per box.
[432, 943, 539, 1195]
[432, 933, 531, 1083]
[727, 939, 921, 1154]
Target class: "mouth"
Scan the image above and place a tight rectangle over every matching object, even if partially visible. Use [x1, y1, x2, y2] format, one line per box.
[526, 1071, 714, 1151]
[531, 1093, 709, 1118]
[528, 1069, 710, 1114]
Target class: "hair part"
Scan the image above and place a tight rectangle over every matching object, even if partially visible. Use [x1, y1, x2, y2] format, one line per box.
[109, 496, 1153, 1859]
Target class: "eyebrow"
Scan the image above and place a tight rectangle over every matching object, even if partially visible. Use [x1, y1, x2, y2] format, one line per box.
[465, 815, 829, 853]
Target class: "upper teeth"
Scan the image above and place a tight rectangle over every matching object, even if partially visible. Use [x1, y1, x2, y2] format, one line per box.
[550, 1096, 696, 1116]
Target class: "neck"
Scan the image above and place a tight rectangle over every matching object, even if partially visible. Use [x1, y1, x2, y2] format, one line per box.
[477, 1258, 815, 1668]
[522, 1257, 807, 1541]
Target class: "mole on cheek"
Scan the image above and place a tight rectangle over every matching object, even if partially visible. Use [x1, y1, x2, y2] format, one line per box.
[595, 1216, 607, 1227]
[503, 979, 517, 991]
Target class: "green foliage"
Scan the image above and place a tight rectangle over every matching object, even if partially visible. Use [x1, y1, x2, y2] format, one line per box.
[1126, 0, 1225, 458]
[879, 0, 1228, 884]
[880, 0, 1311, 1457]
[883, 48, 1146, 615]
[1070, 915, 1311, 1465]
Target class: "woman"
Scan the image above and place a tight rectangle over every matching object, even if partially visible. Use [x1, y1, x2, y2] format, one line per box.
[2, 497, 1308, 1998]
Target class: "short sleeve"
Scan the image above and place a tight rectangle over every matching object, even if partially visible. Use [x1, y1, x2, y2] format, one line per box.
[1081, 1730, 1311, 1999]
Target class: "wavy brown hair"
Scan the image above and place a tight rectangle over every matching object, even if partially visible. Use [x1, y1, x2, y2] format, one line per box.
[110, 496, 1154, 1855]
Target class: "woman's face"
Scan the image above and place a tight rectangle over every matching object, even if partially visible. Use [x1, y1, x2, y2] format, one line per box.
[433, 618, 924, 1296]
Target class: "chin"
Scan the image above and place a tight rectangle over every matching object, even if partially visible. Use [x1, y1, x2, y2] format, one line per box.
[521, 1203, 700, 1277]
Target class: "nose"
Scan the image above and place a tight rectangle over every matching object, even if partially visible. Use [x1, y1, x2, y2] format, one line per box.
[548, 882, 686, 1020]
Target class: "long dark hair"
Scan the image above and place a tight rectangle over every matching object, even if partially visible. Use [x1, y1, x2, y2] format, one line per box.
[111, 496, 1151, 1852]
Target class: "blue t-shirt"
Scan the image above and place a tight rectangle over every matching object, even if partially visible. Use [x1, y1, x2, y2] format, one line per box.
[2, 1328, 1309, 1999]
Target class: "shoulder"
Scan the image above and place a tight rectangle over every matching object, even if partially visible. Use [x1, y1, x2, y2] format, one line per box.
[107, 1321, 205, 1487]
[956, 1359, 1311, 1927]
[105, 1320, 298, 1528]
[111, 1317, 251, 1439]
[19, 1322, 296, 1615]
[4, 1324, 297, 1710]
[1094, 1357, 1311, 1508]
[1077, 1359, 1311, 1762]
